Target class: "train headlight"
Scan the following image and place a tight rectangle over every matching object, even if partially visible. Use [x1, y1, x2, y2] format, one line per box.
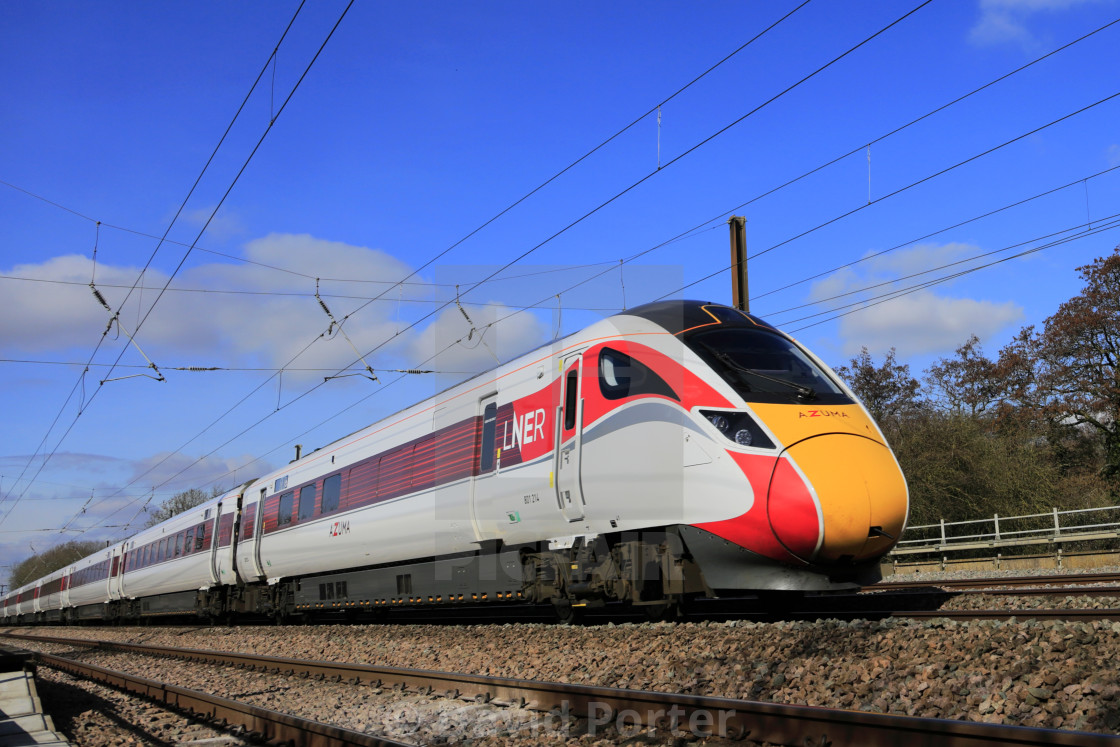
[701, 410, 774, 449]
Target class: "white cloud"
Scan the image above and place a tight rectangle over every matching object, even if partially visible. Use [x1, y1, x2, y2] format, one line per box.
[807, 243, 1024, 358]
[837, 291, 1022, 358]
[181, 206, 245, 241]
[970, 0, 1104, 48]
[0, 233, 550, 382]
[808, 242, 977, 308]
[1107, 144, 1120, 167]
[860, 242, 975, 277]
[0, 253, 139, 352]
[405, 302, 549, 376]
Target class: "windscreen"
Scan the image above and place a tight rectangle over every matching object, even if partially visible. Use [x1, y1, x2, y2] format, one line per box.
[685, 327, 852, 405]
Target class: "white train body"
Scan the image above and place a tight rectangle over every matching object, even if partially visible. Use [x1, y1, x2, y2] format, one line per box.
[3, 301, 908, 622]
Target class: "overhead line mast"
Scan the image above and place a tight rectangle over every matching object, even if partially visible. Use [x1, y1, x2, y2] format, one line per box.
[729, 216, 749, 313]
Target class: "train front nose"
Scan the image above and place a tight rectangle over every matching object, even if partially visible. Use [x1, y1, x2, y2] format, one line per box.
[767, 435, 908, 563]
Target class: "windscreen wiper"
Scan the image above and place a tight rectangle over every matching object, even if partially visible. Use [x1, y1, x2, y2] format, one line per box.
[701, 344, 816, 400]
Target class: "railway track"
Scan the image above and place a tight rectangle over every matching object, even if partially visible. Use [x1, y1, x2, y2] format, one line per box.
[673, 584, 1120, 623]
[874, 571, 1120, 591]
[5, 631, 1119, 747]
[37, 649, 411, 747]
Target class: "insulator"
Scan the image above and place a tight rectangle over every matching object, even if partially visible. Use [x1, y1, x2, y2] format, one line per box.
[318, 297, 332, 316]
[91, 286, 111, 311]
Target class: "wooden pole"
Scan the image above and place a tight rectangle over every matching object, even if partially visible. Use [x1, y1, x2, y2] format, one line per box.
[729, 216, 748, 312]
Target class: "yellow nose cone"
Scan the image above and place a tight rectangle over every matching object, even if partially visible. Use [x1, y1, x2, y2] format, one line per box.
[782, 435, 908, 563]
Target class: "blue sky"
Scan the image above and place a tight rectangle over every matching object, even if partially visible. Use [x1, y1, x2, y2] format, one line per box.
[2, 0, 1118, 584]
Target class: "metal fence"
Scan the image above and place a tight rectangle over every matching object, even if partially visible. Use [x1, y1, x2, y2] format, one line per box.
[891, 504, 1120, 557]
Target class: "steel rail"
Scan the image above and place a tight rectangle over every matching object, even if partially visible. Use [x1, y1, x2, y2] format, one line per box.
[36, 650, 413, 747]
[888, 609, 1120, 622]
[874, 572, 1120, 591]
[951, 586, 1120, 598]
[773, 606, 1120, 623]
[7, 631, 1120, 746]
[863, 586, 1120, 601]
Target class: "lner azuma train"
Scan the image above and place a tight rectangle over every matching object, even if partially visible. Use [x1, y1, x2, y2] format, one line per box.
[2, 300, 908, 624]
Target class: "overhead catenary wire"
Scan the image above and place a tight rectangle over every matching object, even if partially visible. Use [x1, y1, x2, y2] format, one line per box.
[655, 89, 1120, 304]
[0, 274, 632, 309]
[786, 217, 1120, 334]
[0, 360, 463, 374]
[0, 0, 346, 529]
[0, 1, 316, 521]
[752, 163, 1120, 303]
[78, 209, 1120, 538]
[19, 1, 867, 539]
[17, 9, 1109, 305]
[635, 15, 1120, 285]
[61, 146, 1120, 538]
[17, 2, 1111, 546]
[315, 279, 378, 382]
[316, 0, 815, 323]
[767, 214, 1120, 321]
[10, 0, 1104, 364]
[305, 0, 938, 397]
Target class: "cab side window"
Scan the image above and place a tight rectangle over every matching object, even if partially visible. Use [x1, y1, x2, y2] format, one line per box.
[598, 347, 678, 401]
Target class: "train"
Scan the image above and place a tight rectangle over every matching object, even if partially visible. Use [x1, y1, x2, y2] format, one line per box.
[1, 299, 908, 624]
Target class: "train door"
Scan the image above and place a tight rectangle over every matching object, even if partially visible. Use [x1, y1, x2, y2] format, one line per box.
[61, 568, 71, 608]
[210, 495, 242, 585]
[228, 493, 244, 585]
[238, 486, 268, 582]
[108, 542, 126, 600]
[208, 501, 224, 585]
[469, 394, 498, 539]
[555, 353, 586, 522]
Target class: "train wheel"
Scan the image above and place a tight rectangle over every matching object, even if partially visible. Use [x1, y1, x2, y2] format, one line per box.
[640, 599, 678, 622]
[551, 599, 583, 625]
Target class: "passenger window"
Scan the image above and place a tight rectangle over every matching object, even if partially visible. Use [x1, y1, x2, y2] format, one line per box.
[174, 533, 183, 557]
[322, 474, 341, 513]
[184, 528, 195, 554]
[598, 347, 678, 401]
[347, 461, 378, 507]
[298, 485, 316, 521]
[479, 402, 497, 472]
[277, 491, 294, 526]
[195, 526, 205, 550]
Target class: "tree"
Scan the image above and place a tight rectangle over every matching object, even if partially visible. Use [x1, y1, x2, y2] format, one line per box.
[8, 540, 104, 589]
[924, 335, 1002, 418]
[144, 486, 223, 527]
[834, 347, 921, 426]
[1032, 247, 1120, 491]
[890, 411, 1072, 525]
